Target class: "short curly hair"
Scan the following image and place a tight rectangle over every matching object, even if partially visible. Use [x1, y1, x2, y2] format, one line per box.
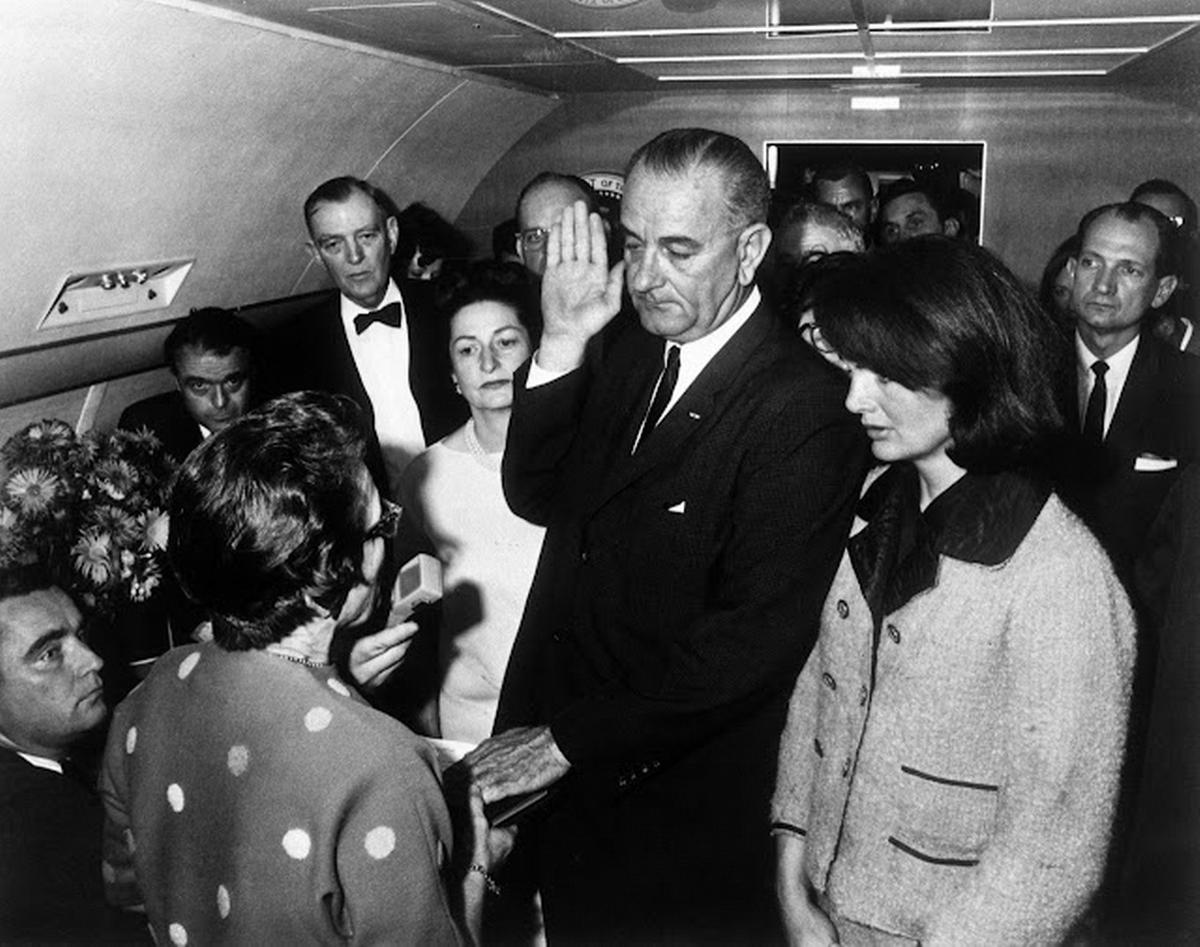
[168, 392, 373, 650]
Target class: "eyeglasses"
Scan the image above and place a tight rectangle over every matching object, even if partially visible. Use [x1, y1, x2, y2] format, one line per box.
[519, 227, 551, 250]
[364, 498, 402, 542]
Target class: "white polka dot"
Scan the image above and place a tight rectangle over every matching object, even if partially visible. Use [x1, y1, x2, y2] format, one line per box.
[177, 652, 201, 680]
[282, 828, 311, 860]
[304, 706, 332, 732]
[125, 726, 137, 754]
[227, 745, 249, 776]
[327, 678, 351, 697]
[364, 826, 396, 860]
[168, 922, 188, 945]
[167, 783, 185, 812]
[125, 828, 137, 854]
[216, 884, 231, 918]
[101, 861, 117, 884]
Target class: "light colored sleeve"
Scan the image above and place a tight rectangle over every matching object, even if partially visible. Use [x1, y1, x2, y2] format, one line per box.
[771, 652, 823, 839]
[924, 529, 1136, 946]
[335, 746, 465, 946]
[98, 706, 146, 912]
[526, 350, 573, 388]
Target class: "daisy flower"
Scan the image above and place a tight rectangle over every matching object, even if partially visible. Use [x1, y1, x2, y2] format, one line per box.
[72, 530, 114, 586]
[6, 468, 60, 513]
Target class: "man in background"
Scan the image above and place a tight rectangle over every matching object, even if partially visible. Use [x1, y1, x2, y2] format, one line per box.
[0, 565, 147, 942]
[811, 162, 875, 236]
[119, 307, 257, 463]
[877, 178, 960, 244]
[274, 176, 465, 497]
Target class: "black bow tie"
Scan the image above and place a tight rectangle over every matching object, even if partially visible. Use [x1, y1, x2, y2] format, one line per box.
[354, 302, 402, 335]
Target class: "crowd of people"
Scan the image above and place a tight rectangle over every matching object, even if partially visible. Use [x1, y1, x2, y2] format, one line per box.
[1, 125, 1197, 945]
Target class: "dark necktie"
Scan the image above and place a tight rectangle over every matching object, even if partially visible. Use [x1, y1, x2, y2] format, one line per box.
[353, 302, 402, 335]
[637, 344, 681, 452]
[1082, 359, 1109, 445]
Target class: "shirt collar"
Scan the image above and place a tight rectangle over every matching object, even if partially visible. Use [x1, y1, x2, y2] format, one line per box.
[340, 279, 403, 325]
[1075, 328, 1139, 376]
[0, 731, 64, 773]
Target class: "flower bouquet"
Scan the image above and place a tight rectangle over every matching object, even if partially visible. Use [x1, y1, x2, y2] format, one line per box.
[0, 419, 175, 619]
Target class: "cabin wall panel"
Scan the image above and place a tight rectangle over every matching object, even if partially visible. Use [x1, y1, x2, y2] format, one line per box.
[1, 0, 554, 404]
[458, 88, 1200, 287]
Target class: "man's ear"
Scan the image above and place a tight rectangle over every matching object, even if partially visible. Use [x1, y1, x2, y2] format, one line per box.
[942, 217, 961, 238]
[385, 215, 400, 254]
[1152, 274, 1179, 309]
[305, 239, 322, 266]
[736, 223, 772, 286]
[515, 236, 526, 265]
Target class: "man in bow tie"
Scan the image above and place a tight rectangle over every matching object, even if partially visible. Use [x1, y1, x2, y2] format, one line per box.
[273, 176, 465, 498]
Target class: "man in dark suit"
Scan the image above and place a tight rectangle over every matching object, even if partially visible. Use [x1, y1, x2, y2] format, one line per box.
[272, 177, 465, 498]
[0, 566, 147, 942]
[466, 128, 868, 943]
[119, 307, 257, 463]
[1059, 201, 1200, 584]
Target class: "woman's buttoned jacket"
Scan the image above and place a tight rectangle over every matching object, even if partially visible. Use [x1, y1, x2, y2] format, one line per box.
[772, 490, 1136, 946]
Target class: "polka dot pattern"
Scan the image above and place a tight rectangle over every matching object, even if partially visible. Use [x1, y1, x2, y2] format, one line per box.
[304, 706, 332, 732]
[125, 828, 137, 854]
[167, 783, 185, 812]
[178, 652, 201, 680]
[217, 884, 231, 919]
[282, 828, 311, 860]
[125, 726, 137, 754]
[327, 678, 351, 697]
[364, 826, 396, 860]
[227, 745, 249, 777]
[168, 922, 188, 945]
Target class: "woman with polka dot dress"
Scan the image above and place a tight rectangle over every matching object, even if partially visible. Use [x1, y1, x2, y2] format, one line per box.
[100, 392, 510, 944]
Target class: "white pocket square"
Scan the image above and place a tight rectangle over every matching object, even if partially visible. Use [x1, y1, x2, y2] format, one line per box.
[666, 500, 686, 515]
[1134, 453, 1178, 472]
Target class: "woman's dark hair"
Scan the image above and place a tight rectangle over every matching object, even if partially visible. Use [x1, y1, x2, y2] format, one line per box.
[812, 236, 1067, 472]
[1037, 234, 1080, 330]
[168, 391, 373, 651]
[435, 259, 534, 335]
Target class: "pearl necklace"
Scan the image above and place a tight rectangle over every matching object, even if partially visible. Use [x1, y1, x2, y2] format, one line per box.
[464, 420, 503, 472]
[264, 647, 330, 670]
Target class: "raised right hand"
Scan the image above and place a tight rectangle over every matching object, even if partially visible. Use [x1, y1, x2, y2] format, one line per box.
[537, 199, 625, 373]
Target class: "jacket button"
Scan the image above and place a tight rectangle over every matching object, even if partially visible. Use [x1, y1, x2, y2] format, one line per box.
[822, 672, 837, 691]
[887, 623, 901, 644]
[580, 550, 589, 563]
[813, 738, 824, 758]
[858, 685, 868, 707]
[836, 600, 850, 619]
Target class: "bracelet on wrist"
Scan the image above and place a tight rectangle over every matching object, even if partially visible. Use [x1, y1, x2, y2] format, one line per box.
[468, 863, 501, 896]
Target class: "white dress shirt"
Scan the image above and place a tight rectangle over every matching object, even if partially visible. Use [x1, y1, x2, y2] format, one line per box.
[340, 279, 426, 495]
[1075, 331, 1139, 439]
[528, 287, 762, 421]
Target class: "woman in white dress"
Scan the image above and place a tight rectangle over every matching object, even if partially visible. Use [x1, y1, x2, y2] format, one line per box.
[399, 262, 544, 744]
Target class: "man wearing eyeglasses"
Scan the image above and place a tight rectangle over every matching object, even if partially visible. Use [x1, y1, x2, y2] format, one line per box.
[514, 172, 601, 279]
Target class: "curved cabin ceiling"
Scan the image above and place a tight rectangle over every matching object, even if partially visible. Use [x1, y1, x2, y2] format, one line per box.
[4, 0, 1200, 408]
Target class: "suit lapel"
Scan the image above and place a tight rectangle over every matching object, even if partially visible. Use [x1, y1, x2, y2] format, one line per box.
[1106, 334, 1157, 455]
[592, 304, 774, 509]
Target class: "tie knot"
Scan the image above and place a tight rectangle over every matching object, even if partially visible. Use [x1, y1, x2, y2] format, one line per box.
[353, 302, 402, 335]
[1091, 359, 1109, 378]
[664, 343, 680, 370]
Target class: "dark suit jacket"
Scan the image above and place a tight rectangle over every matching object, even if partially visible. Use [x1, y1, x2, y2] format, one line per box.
[1058, 333, 1200, 583]
[268, 281, 467, 495]
[495, 301, 869, 941]
[118, 391, 201, 465]
[0, 749, 150, 942]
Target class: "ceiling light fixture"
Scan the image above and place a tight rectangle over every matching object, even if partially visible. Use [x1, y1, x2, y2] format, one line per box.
[617, 46, 1147, 65]
[556, 14, 1200, 39]
[657, 68, 1107, 82]
[851, 96, 900, 110]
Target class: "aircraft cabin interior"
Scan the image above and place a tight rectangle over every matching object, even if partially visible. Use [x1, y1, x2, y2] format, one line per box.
[3, 0, 1199, 941]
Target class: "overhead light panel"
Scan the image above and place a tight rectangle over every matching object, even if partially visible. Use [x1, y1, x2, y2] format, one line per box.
[851, 96, 901, 110]
[852, 64, 901, 78]
[40, 259, 195, 330]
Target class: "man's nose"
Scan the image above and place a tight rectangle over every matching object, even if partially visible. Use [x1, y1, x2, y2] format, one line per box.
[347, 239, 366, 264]
[74, 638, 103, 676]
[628, 250, 662, 292]
[1094, 265, 1117, 294]
[211, 385, 228, 409]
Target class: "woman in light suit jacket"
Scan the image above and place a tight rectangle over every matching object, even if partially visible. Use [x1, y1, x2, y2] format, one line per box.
[772, 237, 1136, 946]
